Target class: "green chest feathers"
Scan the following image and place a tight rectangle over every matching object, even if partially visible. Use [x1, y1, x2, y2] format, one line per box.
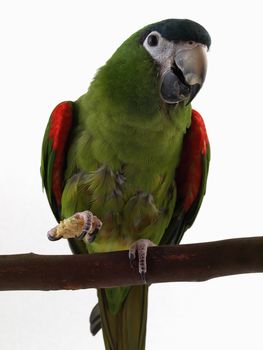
[61, 103, 192, 252]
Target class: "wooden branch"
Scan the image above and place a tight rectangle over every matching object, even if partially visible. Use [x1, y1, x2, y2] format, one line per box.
[1, 236, 263, 291]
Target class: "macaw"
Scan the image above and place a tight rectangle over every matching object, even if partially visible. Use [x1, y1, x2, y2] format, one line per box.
[41, 18, 211, 350]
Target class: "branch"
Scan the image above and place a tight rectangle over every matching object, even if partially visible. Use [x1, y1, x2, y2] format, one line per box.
[1, 236, 263, 291]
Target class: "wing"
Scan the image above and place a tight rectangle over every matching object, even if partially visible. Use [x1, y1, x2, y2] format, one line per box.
[160, 109, 210, 245]
[41, 101, 74, 222]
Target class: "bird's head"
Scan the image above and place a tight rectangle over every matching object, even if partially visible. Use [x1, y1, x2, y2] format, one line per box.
[92, 19, 211, 116]
[140, 19, 210, 105]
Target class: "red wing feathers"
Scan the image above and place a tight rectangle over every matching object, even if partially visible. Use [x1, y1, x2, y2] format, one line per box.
[49, 101, 73, 208]
[176, 109, 209, 212]
[161, 109, 210, 245]
[41, 101, 73, 220]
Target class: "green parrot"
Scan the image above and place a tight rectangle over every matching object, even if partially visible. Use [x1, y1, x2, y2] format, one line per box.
[41, 18, 211, 350]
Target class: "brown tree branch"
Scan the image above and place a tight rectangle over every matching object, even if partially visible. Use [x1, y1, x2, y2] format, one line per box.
[1, 236, 263, 291]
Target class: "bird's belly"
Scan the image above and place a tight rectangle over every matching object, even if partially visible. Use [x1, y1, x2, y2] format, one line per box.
[78, 164, 177, 254]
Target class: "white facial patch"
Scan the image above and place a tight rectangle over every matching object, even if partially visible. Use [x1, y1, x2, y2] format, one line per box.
[143, 31, 176, 67]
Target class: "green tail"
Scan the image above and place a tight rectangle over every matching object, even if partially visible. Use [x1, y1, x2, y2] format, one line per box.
[97, 285, 149, 350]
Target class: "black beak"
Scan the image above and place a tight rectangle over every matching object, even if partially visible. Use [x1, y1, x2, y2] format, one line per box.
[187, 83, 202, 105]
[160, 43, 207, 105]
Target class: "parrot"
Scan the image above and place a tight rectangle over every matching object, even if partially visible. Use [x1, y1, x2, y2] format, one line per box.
[41, 18, 211, 350]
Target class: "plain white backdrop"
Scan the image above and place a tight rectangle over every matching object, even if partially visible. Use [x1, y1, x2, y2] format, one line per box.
[1, 0, 263, 349]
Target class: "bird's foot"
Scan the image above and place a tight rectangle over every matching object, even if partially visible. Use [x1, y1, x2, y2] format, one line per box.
[47, 210, 102, 242]
[129, 239, 156, 283]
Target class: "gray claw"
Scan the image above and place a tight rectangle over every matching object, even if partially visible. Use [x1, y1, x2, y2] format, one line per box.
[140, 271, 147, 284]
[76, 229, 89, 240]
[87, 228, 99, 243]
[47, 233, 62, 241]
[128, 251, 136, 262]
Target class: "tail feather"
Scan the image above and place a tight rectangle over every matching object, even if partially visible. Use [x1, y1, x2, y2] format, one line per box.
[97, 285, 149, 350]
[89, 303, 102, 336]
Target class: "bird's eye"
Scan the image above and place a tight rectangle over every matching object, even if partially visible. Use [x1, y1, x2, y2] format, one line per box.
[185, 41, 198, 48]
[147, 34, 159, 47]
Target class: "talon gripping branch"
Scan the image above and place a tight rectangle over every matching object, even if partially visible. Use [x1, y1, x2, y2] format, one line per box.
[41, 18, 211, 350]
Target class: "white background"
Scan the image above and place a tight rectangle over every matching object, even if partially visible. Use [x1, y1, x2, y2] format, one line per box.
[1, 0, 263, 349]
